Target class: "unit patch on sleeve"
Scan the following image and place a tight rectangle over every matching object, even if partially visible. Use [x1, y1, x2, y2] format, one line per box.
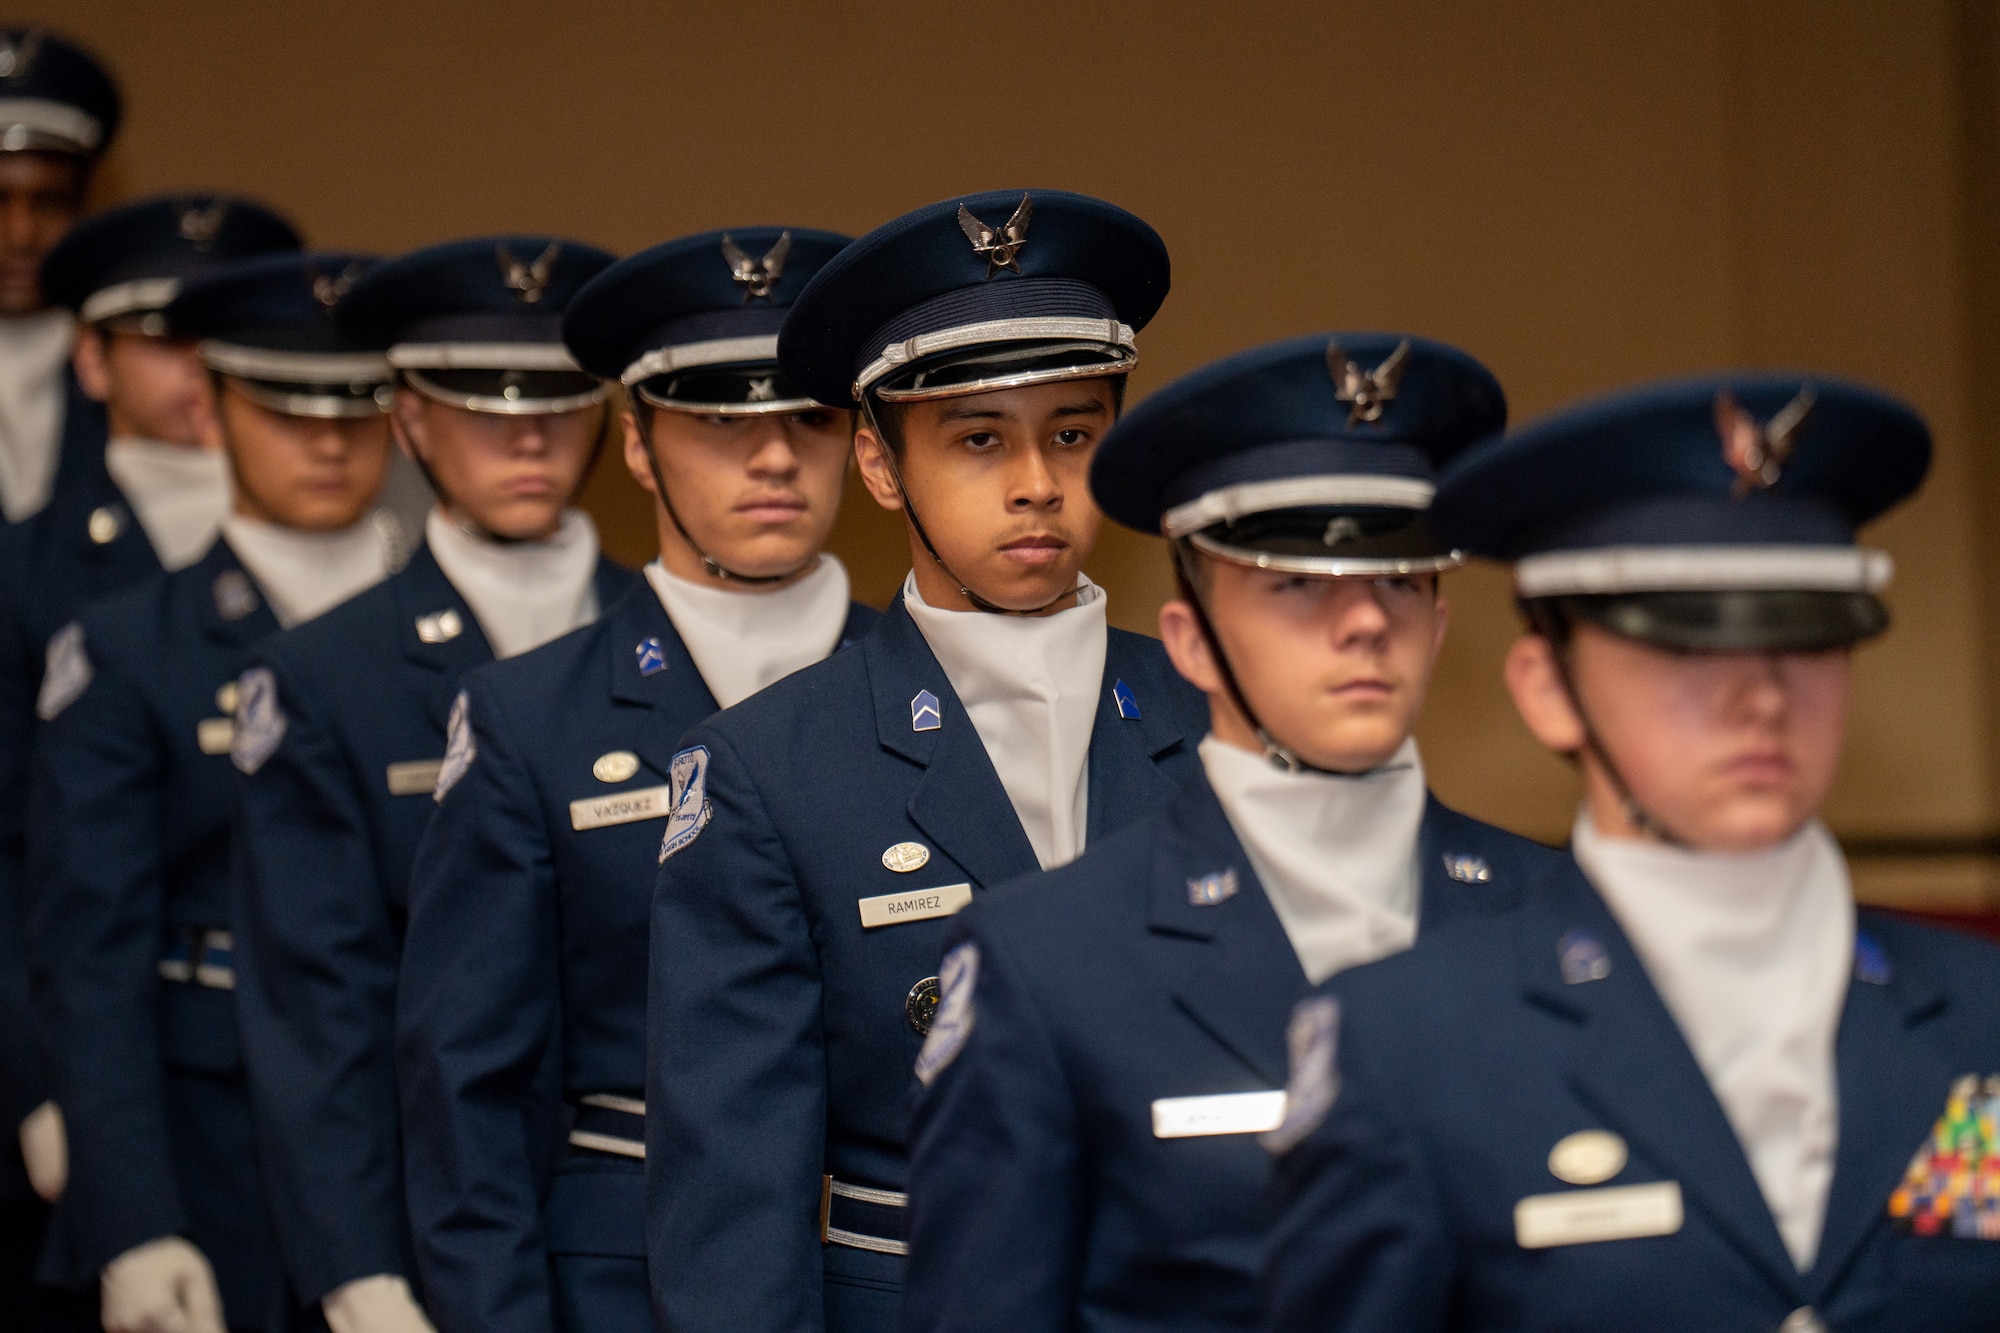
[432, 690, 476, 802]
[914, 941, 980, 1087]
[35, 622, 91, 721]
[1260, 995, 1341, 1156]
[229, 667, 287, 775]
[656, 745, 713, 864]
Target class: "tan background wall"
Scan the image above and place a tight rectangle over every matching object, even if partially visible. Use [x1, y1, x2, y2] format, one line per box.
[49, 0, 2000, 906]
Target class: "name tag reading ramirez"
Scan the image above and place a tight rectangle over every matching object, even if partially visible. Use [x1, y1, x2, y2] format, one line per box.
[570, 784, 674, 832]
[857, 883, 972, 929]
[1514, 1181, 1683, 1249]
[1151, 1090, 1288, 1139]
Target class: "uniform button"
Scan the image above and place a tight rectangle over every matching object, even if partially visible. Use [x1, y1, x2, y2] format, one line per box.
[1780, 1309, 1826, 1333]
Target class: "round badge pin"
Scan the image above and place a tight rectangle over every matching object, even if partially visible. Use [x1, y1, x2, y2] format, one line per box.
[881, 841, 931, 873]
[215, 680, 240, 715]
[905, 976, 940, 1035]
[593, 750, 640, 783]
[1547, 1129, 1628, 1185]
[87, 506, 122, 545]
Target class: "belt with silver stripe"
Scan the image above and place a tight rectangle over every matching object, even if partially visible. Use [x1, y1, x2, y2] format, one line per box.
[568, 1093, 645, 1159]
[157, 928, 235, 990]
[819, 1175, 908, 1256]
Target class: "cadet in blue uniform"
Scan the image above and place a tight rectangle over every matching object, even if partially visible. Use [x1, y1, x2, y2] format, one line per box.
[645, 189, 1207, 1333]
[396, 225, 877, 1333]
[905, 332, 1580, 1331]
[1263, 375, 2000, 1332]
[227, 236, 627, 1333]
[26, 250, 406, 1333]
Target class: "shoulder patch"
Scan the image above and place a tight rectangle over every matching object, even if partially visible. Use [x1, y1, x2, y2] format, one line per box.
[433, 690, 476, 802]
[230, 667, 287, 774]
[35, 622, 91, 721]
[657, 745, 713, 864]
[915, 941, 980, 1087]
[1260, 995, 1342, 1156]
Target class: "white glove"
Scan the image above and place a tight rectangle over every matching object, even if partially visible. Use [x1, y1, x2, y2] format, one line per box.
[100, 1236, 225, 1333]
[322, 1274, 436, 1333]
[18, 1099, 65, 1202]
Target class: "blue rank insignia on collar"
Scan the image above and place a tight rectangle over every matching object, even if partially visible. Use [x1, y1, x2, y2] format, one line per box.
[1558, 929, 1611, 985]
[1186, 868, 1239, 907]
[1854, 930, 1894, 985]
[636, 636, 667, 677]
[911, 689, 942, 732]
[1112, 678, 1141, 720]
[1889, 1074, 2000, 1238]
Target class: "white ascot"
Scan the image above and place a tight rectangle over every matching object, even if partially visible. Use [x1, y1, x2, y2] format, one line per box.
[1201, 735, 1425, 984]
[644, 555, 851, 709]
[105, 439, 232, 570]
[426, 507, 601, 659]
[904, 572, 1108, 871]
[0, 311, 75, 521]
[1573, 814, 1853, 1271]
[222, 511, 399, 628]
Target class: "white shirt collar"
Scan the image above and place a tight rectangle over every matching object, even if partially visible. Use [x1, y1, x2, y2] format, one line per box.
[903, 571, 1108, 870]
[425, 507, 602, 659]
[1200, 735, 1425, 984]
[0, 310, 75, 521]
[644, 554, 852, 709]
[104, 438, 231, 571]
[1573, 813, 1853, 1270]
[220, 510, 400, 628]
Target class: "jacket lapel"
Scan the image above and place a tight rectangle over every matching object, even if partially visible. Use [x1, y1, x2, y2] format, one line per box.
[200, 540, 281, 646]
[1414, 798, 1526, 934]
[1805, 928, 1954, 1299]
[1148, 775, 1307, 1087]
[391, 544, 494, 728]
[1085, 632, 1191, 842]
[1522, 868, 1803, 1297]
[606, 586, 716, 780]
[864, 601, 1039, 891]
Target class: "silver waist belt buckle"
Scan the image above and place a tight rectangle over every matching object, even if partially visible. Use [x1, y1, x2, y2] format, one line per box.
[157, 928, 235, 990]
[819, 1174, 908, 1256]
[567, 1093, 646, 1160]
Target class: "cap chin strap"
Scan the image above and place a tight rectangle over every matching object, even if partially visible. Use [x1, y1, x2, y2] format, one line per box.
[1172, 541, 1358, 777]
[396, 385, 613, 545]
[1523, 601, 1683, 847]
[637, 424, 809, 587]
[861, 395, 1080, 618]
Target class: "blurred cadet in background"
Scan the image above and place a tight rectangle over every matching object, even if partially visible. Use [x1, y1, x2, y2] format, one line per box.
[27, 249, 403, 1333]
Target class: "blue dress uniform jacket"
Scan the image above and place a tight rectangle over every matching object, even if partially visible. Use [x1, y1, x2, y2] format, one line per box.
[1262, 859, 2000, 1333]
[24, 539, 294, 1328]
[231, 543, 632, 1310]
[905, 774, 1566, 1332]
[646, 599, 1209, 1333]
[398, 586, 878, 1333]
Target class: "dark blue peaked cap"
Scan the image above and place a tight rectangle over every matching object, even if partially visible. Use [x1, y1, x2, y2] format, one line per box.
[167, 252, 396, 418]
[41, 193, 302, 322]
[1435, 372, 1931, 650]
[778, 188, 1169, 406]
[338, 235, 617, 350]
[1092, 332, 1504, 573]
[167, 251, 386, 354]
[0, 27, 120, 157]
[565, 227, 851, 413]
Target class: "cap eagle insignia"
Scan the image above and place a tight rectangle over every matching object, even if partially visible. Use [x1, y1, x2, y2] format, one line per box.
[722, 232, 791, 301]
[178, 200, 230, 251]
[309, 261, 364, 311]
[1716, 386, 1815, 497]
[958, 194, 1033, 277]
[1328, 338, 1411, 426]
[497, 240, 561, 304]
[0, 30, 43, 80]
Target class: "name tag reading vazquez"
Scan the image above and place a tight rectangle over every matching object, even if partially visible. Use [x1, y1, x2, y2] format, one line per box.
[857, 883, 972, 929]
[1151, 1090, 1287, 1138]
[1514, 1181, 1683, 1249]
[570, 784, 673, 832]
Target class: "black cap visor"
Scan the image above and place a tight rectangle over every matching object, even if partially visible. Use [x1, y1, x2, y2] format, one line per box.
[1187, 507, 1461, 576]
[404, 367, 609, 415]
[634, 364, 825, 415]
[1538, 588, 1888, 652]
